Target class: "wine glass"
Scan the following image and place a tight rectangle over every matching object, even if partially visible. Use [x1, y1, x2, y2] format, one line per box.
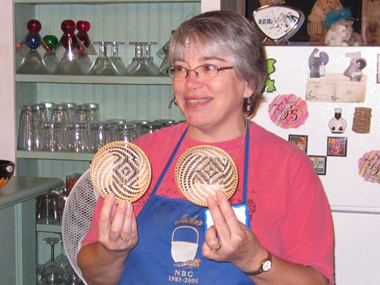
[87, 42, 120, 75]
[125, 42, 151, 76]
[109, 41, 126, 75]
[41, 237, 64, 284]
[143, 42, 160, 76]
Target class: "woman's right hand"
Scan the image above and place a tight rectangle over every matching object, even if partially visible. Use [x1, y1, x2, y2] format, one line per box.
[98, 193, 138, 252]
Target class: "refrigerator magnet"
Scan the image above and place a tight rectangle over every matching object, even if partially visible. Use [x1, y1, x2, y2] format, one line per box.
[288, 134, 308, 153]
[358, 150, 380, 183]
[268, 94, 309, 129]
[327, 137, 348, 157]
[352, 107, 372, 134]
[309, 155, 327, 175]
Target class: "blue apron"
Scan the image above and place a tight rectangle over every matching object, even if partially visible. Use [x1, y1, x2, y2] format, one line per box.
[118, 126, 253, 284]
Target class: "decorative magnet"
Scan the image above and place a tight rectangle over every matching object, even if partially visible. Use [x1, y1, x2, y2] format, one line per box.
[358, 150, 380, 183]
[268, 94, 308, 129]
[328, 108, 347, 134]
[352, 107, 372, 134]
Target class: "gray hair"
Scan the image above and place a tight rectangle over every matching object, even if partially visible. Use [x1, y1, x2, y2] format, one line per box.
[169, 10, 267, 115]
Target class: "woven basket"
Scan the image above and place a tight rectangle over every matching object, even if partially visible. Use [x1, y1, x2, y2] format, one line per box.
[175, 145, 238, 207]
[90, 141, 151, 203]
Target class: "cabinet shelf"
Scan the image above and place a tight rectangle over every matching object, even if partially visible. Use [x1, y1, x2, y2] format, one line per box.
[17, 151, 94, 161]
[16, 74, 173, 85]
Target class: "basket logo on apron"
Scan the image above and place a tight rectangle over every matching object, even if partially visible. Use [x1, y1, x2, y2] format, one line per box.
[171, 226, 201, 268]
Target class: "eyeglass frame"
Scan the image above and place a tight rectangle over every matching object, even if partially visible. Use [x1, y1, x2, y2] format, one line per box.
[167, 64, 234, 81]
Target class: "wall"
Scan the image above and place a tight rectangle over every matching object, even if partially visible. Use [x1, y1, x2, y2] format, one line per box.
[0, 0, 16, 163]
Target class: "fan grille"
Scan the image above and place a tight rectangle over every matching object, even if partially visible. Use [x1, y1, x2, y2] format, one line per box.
[62, 169, 98, 285]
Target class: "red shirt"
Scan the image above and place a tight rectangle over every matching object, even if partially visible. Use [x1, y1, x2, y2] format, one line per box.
[82, 121, 334, 284]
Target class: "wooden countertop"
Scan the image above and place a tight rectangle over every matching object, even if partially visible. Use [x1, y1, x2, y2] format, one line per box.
[0, 176, 63, 210]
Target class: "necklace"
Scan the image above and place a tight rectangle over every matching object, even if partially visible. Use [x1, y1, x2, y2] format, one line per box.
[186, 119, 248, 161]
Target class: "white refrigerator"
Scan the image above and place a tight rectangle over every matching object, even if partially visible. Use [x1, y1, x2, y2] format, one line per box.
[253, 46, 380, 284]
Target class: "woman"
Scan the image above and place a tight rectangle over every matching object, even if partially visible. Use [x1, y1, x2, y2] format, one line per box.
[78, 10, 334, 285]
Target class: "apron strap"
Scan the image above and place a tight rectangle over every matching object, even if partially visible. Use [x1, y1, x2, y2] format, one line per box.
[151, 127, 188, 195]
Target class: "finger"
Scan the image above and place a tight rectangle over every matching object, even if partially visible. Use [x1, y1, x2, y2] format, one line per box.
[99, 193, 115, 232]
[120, 202, 135, 239]
[108, 200, 128, 241]
[204, 225, 219, 252]
[206, 193, 231, 241]
[215, 191, 242, 234]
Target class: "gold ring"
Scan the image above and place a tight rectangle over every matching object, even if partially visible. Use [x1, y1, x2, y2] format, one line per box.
[212, 242, 222, 252]
[119, 235, 130, 241]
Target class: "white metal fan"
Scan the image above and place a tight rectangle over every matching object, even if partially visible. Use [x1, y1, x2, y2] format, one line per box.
[62, 168, 99, 285]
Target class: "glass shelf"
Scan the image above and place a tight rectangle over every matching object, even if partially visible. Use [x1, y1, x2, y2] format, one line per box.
[17, 151, 94, 161]
[16, 74, 172, 85]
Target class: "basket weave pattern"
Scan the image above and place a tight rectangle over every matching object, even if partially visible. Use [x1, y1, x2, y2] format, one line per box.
[175, 145, 238, 207]
[90, 141, 151, 203]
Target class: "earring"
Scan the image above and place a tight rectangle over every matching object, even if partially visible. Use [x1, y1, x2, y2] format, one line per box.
[168, 96, 178, 109]
[245, 98, 251, 113]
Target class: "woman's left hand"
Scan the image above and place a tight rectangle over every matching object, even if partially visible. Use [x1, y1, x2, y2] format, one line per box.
[203, 190, 267, 273]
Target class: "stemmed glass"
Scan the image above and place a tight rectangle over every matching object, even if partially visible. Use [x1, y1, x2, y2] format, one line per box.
[87, 42, 120, 75]
[109, 41, 126, 75]
[43, 35, 59, 73]
[41, 237, 64, 284]
[124, 42, 148, 75]
[54, 20, 86, 75]
[76, 20, 96, 73]
[16, 19, 50, 74]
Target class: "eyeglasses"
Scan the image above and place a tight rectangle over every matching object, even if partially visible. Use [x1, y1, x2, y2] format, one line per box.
[167, 64, 233, 81]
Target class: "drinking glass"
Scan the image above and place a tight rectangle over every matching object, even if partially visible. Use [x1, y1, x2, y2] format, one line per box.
[76, 20, 96, 74]
[139, 122, 162, 135]
[31, 104, 44, 150]
[39, 102, 56, 122]
[156, 32, 173, 76]
[73, 105, 90, 124]
[143, 42, 160, 76]
[64, 264, 83, 285]
[87, 42, 120, 75]
[90, 122, 109, 152]
[51, 104, 70, 124]
[67, 122, 90, 153]
[36, 192, 61, 225]
[16, 20, 50, 74]
[83, 103, 100, 123]
[154, 119, 177, 127]
[41, 237, 64, 284]
[42, 122, 65, 152]
[112, 121, 138, 143]
[17, 105, 34, 151]
[125, 42, 151, 76]
[61, 102, 77, 123]
[54, 20, 86, 75]
[109, 41, 126, 75]
[43, 35, 59, 74]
